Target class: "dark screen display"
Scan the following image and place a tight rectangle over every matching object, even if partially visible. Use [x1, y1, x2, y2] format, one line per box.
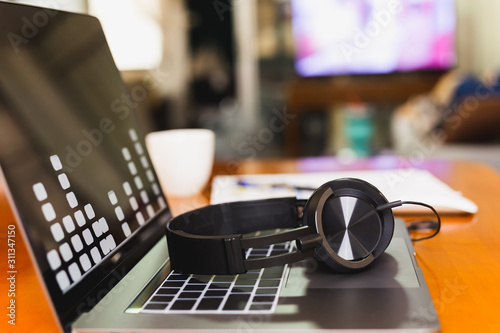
[0, 2, 169, 328]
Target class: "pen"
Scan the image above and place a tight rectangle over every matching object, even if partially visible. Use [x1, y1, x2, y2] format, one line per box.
[237, 180, 316, 192]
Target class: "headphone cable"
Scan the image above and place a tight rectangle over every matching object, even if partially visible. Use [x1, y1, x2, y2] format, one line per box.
[401, 201, 442, 242]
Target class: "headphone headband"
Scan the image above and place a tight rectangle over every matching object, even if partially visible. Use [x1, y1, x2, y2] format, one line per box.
[166, 197, 310, 275]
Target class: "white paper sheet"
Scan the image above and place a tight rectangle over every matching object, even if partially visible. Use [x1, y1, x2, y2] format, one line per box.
[210, 169, 477, 214]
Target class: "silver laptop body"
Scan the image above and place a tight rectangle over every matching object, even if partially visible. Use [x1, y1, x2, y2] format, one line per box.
[71, 219, 439, 332]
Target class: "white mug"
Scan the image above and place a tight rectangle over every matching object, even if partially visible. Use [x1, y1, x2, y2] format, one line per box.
[146, 129, 215, 197]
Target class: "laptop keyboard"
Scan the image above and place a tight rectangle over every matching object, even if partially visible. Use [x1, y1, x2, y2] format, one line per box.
[140, 242, 293, 314]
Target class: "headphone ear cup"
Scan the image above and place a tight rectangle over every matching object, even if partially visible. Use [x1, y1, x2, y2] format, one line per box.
[302, 178, 395, 273]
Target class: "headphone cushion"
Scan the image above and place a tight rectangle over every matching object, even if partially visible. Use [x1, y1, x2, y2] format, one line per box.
[302, 178, 395, 272]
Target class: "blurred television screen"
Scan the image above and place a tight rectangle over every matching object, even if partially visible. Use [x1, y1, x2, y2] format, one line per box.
[291, 0, 456, 77]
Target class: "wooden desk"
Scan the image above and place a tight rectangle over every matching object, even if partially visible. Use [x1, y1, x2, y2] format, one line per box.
[2, 157, 500, 332]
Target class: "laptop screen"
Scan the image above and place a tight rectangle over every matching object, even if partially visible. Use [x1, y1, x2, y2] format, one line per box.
[0, 2, 170, 329]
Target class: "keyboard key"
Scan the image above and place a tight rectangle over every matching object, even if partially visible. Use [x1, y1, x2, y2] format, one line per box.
[144, 303, 168, 310]
[250, 303, 273, 311]
[141, 156, 150, 169]
[209, 282, 231, 290]
[178, 291, 202, 299]
[50, 223, 65, 242]
[189, 275, 212, 283]
[47, 249, 61, 270]
[68, 262, 82, 282]
[79, 253, 92, 271]
[256, 287, 278, 295]
[129, 129, 138, 141]
[253, 295, 276, 303]
[122, 222, 131, 237]
[58, 174, 70, 190]
[234, 278, 257, 287]
[270, 249, 289, 255]
[123, 181, 133, 196]
[134, 176, 143, 190]
[167, 273, 190, 281]
[55, 270, 70, 290]
[84, 204, 95, 219]
[134, 142, 144, 155]
[129, 197, 139, 211]
[74, 210, 86, 227]
[213, 275, 236, 283]
[232, 286, 254, 293]
[258, 280, 281, 288]
[157, 288, 180, 295]
[82, 228, 93, 245]
[62, 215, 75, 233]
[151, 295, 174, 303]
[196, 297, 223, 310]
[128, 161, 137, 175]
[59, 242, 73, 262]
[136, 211, 145, 225]
[66, 192, 78, 208]
[261, 266, 284, 279]
[108, 190, 118, 205]
[71, 234, 83, 252]
[184, 284, 206, 291]
[204, 290, 227, 297]
[170, 299, 196, 310]
[248, 250, 269, 256]
[247, 253, 265, 258]
[42, 203, 56, 222]
[152, 183, 160, 195]
[33, 183, 47, 201]
[50, 155, 62, 171]
[242, 270, 261, 277]
[115, 207, 125, 221]
[100, 234, 116, 255]
[146, 204, 154, 218]
[158, 197, 166, 208]
[140, 190, 149, 204]
[90, 246, 102, 264]
[146, 170, 155, 182]
[92, 217, 109, 237]
[223, 294, 251, 310]
[162, 281, 185, 288]
[122, 147, 132, 161]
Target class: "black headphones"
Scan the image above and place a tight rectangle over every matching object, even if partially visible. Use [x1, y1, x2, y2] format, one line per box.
[165, 178, 440, 275]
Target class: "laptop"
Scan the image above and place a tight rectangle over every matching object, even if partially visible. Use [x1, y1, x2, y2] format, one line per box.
[0, 2, 440, 332]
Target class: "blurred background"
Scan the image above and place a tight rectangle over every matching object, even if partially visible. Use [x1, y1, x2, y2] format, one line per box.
[6, 0, 500, 169]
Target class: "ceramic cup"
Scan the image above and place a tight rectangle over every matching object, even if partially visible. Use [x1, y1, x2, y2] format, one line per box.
[146, 129, 215, 197]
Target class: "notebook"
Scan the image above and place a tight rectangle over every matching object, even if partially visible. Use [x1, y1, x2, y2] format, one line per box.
[0, 2, 440, 332]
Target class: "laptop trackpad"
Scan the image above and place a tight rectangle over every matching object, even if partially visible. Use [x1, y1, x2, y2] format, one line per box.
[285, 237, 420, 290]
